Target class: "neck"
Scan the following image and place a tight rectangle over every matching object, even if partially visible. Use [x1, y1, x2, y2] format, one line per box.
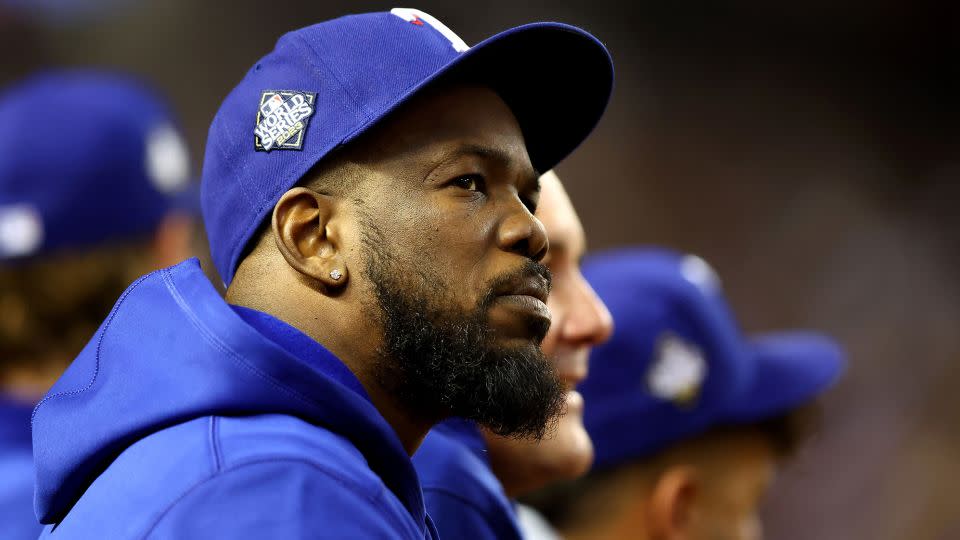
[365, 386, 434, 455]
[227, 258, 434, 456]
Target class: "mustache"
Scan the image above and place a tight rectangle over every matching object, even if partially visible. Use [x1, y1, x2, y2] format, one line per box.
[479, 260, 553, 309]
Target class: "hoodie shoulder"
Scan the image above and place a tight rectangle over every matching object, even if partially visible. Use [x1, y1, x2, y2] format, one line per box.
[43, 415, 425, 539]
[148, 415, 425, 539]
[33, 259, 431, 537]
[146, 459, 414, 539]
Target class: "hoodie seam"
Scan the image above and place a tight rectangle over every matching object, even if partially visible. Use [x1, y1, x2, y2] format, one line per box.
[208, 416, 222, 473]
[141, 457, 403, 539]
[30, 272, 155, 424]
[159, 268, 323, 413]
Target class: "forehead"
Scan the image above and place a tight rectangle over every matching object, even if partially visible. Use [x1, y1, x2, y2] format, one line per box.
[537, 173, 586, 257]
[349, 84, 534, 175]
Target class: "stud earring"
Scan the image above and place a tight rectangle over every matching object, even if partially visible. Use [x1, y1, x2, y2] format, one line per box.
[329, 269, 342, 280]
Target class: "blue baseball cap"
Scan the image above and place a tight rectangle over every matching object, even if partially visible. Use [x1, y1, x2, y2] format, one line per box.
[201, 8, 614, 285]
[580, 248, 845, 470]
[0, 70, 195, 260]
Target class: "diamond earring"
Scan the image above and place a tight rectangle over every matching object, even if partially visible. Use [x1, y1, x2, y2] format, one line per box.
[329, 269, 342, 280]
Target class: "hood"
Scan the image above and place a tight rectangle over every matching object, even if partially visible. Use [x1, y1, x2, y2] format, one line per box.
[31, 258, 423, 524]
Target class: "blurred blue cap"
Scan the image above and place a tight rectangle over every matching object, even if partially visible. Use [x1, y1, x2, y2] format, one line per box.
[0, 70, 196, 260]
[201, 8, 614, 285]
[581, 248, 845, 469]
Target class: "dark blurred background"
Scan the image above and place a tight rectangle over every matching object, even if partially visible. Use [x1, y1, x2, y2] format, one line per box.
[2, 1, 957, 538]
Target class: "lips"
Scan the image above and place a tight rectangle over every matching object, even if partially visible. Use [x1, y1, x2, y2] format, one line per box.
[494, 274, 550, 304]
[486, 270, 552, 341]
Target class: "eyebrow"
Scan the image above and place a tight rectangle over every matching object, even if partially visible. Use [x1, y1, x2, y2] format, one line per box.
[436, 143, 542, 187]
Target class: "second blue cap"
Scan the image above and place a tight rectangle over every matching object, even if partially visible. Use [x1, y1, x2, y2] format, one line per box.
[0, 70, 195, 260]
[581, 248, 845, 470]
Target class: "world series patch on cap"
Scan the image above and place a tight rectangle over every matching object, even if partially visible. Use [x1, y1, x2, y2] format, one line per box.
[254, 90, 317, 151]
[580, 248, 846, 470]
[201, 8, 614, 285]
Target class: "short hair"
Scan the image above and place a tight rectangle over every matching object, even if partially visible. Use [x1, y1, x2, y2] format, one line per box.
[523, 403, 821, 532]
[0, 240, 155, 376]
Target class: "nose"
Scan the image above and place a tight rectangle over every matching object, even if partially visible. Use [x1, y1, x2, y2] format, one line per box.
[496, 204, 548, 262]
[565, 272, 614, 346]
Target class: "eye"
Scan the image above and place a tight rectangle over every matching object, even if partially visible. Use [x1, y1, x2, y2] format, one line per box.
[449, 174, 485, 192]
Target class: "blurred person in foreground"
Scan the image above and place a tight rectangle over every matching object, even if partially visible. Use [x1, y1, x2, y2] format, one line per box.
[0, 70, 196, 539]
[524, 248, 845, 540]
[413, 170, 614, 539]
[28, 9, 614, 539]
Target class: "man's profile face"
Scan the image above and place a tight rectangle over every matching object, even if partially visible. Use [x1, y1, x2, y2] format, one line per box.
[345, 84, 565, 438]
[484, 173, 614, 496]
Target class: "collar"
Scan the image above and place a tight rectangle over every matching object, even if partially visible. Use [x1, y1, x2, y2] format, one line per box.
[230, 305, 370, 400]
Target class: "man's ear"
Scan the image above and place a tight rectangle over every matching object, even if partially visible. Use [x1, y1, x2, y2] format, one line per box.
[648, 466, 700, 540]
[272, 187, 348, 289]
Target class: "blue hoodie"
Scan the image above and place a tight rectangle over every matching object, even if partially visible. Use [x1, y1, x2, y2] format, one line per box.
[0, 396, 43, 539]
[414, 419, 522, 539]
[31, 259, 437, 539]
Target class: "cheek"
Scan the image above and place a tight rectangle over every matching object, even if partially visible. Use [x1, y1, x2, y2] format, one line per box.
[719, 505, 762, 540]
[740, 514, 763, 540]
[542, 285, 570, 345]
[412, 200, 501, 302]
[490, 411, 593, 482]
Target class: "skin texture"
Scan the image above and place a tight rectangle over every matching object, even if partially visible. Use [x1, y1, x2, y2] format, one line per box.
[483, 172, 614, 497]
[227, 85, 557, 455]
[563, 429, 778, 540]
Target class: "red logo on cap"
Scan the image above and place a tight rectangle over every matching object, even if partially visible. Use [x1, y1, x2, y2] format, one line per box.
[409, 16, 424, 26]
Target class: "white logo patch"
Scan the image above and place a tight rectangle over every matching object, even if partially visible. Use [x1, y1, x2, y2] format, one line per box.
[391, 8, 469, 53]
[647, 333, 707, 406]
[145, 124, 190, 193]
[0, 204, 43, 258]
[680, 254, 721, 294]
[254, 90, 317, 151]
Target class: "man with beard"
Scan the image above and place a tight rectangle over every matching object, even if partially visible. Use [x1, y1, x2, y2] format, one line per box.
[29, 9, 613, 539]
[528, 248, 844, 540]
[413, 170, 614, 539]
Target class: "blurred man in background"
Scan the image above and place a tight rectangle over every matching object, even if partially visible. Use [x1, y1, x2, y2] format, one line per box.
[413, 170, 614, 538]
[0, 70, 195, 539]
[28, 10, 613, 539]
[526, 248, 845, 540]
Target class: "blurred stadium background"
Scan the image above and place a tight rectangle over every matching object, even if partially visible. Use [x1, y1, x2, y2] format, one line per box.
[2, 1, 956, 539]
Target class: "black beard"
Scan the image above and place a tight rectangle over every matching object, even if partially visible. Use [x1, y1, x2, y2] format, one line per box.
[361, 223, 564, 440]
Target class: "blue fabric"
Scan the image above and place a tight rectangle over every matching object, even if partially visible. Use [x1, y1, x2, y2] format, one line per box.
[0, 70, 196, 260]
[581, 248, 845, 470]
[414, 419, 522, 540]
[0, 396, 43, 540]
[229, 304, 369, 399]
[31, 258, 435, 539]
[201, 9, 614, 284]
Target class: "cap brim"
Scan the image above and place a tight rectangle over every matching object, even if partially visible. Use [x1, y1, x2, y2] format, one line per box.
[724, 332, 845, 423]
[344, 22, 614, 174]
